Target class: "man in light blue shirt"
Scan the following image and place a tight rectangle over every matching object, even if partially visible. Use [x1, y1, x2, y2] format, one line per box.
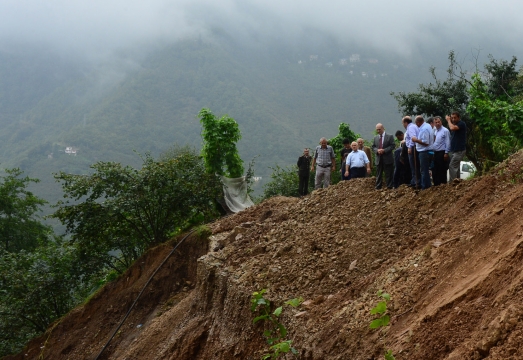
[402, 116, 420, 188]
[412, 116, 434, 190]
[344, 141, 371, 179]
[432, 116, 450, 185]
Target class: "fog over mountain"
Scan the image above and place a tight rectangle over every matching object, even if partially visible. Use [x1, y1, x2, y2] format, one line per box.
[0, 0, 522, 204]
[1, 0, 522, 62]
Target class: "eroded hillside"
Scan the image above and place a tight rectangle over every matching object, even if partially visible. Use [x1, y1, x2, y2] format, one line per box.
[9, 152, 523, 360]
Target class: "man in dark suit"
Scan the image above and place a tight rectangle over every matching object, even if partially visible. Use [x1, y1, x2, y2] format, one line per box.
[372, 123, 395, 189]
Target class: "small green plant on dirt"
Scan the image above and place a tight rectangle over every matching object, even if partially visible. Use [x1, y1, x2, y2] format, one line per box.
[369, 290, 395, 360]
[251, 289, 303, 359]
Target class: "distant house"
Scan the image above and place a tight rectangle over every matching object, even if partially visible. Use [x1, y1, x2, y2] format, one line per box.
[361, 72, 368, 77]
[309, 55, 318, 61]
[65, 146, 78, 156]
[339, 58, 348, 66]
[298, 60, 303, 64]
[325, 62, 333, 67]
[368, 58, 379, 64]
[47, 153, 53, 159]
[349, 54, 360, 63]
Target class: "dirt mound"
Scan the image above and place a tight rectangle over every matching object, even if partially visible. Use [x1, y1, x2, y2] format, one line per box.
[10, 151, 523, 360]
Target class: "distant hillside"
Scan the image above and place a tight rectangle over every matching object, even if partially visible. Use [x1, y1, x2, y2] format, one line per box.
[0, 36, 430, 207]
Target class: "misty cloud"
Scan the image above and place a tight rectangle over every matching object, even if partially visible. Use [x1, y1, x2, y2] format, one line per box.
[1, 0, 522, 60]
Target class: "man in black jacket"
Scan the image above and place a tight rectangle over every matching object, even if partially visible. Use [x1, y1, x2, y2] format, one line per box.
[393, 130, 411, 188]
[297, 148, 312, 196]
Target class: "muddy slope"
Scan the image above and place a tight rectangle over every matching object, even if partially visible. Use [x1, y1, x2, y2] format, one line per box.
[9, 152, 523, 360]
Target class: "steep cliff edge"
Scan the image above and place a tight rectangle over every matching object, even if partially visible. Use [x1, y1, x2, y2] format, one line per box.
[9, 152, 523, 360]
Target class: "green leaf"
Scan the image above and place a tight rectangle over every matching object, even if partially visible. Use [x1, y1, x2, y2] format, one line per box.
[380, 293, 391, 301]
[273, 306, 283, 317]
[285, 297, 304, 307]
[278, 323, 287, 338]
[253, 315, 270, 324]
[370, 301, 387, 315]
[385, 349, 396, 360]
[369, 318, 384, 329]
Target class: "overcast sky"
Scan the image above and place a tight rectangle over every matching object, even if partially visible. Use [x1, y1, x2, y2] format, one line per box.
[1, 0, 522, 61]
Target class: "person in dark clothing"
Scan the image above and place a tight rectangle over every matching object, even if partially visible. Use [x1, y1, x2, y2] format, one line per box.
[372, 123, 395, 189]
[393, 130, 412, 188]
[446, 111, 467, 181]
[297, 148, 312, 196]
[340, 138, 352, 180]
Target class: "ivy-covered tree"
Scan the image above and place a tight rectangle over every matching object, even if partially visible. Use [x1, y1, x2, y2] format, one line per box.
[0, 168, 51, 252]
[199, 108, 244, 178]
[52, 147, 221, 273]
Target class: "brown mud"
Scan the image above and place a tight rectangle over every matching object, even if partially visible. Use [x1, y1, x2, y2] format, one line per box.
[8, 151, 523, 360]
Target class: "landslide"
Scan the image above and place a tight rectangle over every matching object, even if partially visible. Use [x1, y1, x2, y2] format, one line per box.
[9, 151, 523, 360]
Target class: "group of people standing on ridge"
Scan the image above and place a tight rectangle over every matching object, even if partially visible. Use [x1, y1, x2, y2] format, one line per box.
[297, 112, 467, 196]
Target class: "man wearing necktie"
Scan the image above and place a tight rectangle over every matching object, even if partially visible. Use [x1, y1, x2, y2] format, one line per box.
[372, 123, 395, 189]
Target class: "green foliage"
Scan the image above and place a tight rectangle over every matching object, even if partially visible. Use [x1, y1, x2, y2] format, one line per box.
[0, 239, 93, 357]
[52, 147, 221, 273]
[251, 289, 303, 359]
[369, 290, 395, 360]
[262, 340, 298, 360]
[391, 51, 469, 118]
[369, 290, 391, 329]
[199, 108, 244, 178]
[484, 56, 519, 101]
[384, 349, 396, 360]
[260, 165, 301, 200]
[467, 74, 523, 162]
[328, 122, 361, 157]
[0, 168, 51, 252]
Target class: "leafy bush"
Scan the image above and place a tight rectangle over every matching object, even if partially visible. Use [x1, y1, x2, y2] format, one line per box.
[369, 290, 395, 360]
[251, 289, 303, 359]
[52, 147, 221, 273]
[0, 168, 51, 253]
[260, 165, 301, 200]
[0, 239, 93, 357]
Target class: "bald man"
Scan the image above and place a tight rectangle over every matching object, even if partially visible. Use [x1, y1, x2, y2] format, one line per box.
[357, 138, 373, 176]
[372, 123, 395, 189]
[311, 137, 336, 189]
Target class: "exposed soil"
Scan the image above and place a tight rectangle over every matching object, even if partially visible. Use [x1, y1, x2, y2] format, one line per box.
[8, 151, 523, 360]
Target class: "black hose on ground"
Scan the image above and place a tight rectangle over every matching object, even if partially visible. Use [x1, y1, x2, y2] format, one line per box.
[94, 228, 197, 360]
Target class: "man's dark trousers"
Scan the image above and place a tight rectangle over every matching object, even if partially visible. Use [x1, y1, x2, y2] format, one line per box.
[433, 150, 448, 186]
[408, 147, 421, 188]
[298, 174, 309, 196]
[350, 167, 366, 179]
[393, 147, 410, 188]
[375, 159, 394, 189]
[418, 151, 432, 190]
